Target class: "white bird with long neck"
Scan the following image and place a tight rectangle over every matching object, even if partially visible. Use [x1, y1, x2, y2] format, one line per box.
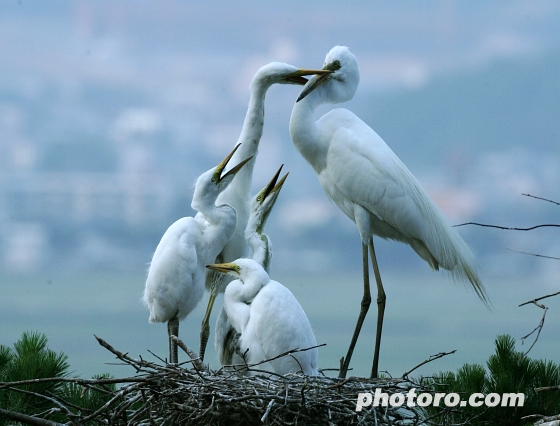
[214, 166, 288, 368]
[197, 63, 329, 361]
[290, 45, 489, 379]
[142, 144, 252, 364]
[207, 258, 318, 376]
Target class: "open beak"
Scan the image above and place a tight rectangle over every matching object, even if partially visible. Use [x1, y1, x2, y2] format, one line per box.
[272, 171, 289, 193]
[254, 166, 289, 234]
[206, 262, 238, 275]
[296, 69, 333, 102]
[213, 143, 254, 183]
[258, 165, 289, 203]
[283, 68, 332, 85]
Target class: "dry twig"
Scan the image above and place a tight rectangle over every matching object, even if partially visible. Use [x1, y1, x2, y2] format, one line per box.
[402, 350, 457, 379]
[518, 291, 560, 356]
[453, 222, 560, 231]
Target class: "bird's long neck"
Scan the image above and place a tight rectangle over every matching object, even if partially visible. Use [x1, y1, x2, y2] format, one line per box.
[237, 269, 269, 302]
[221, 81, 271, 205]
[289, 89, 328, 173]
[216, 81, 273, 262]
[192, 195, 236, 230]
[224, 269, 268, 332]
[246, 227, 271, 273]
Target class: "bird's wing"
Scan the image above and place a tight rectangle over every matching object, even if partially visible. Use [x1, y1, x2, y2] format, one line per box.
[324, 115, 452, 249]
[326, 124, 410, 232]
[144, 217, 203, 322]
[215, 306, 236, 366]
[251, 281, 318, 375]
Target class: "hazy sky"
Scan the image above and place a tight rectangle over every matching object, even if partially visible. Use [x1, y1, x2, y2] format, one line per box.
[2, 1, 559, 93]
[1, 0, 559, 379]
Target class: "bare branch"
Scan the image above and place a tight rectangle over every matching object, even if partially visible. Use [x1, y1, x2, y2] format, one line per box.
[536, 385, 560, 392]
[0, 408, 65, 426]
[402, 350, 457, 379]
[506, 248, 560, 261]
[518, 291, 560, 355]
[170, 335, 207, 372]
[519, 290, 560, 307]
[520, 307, 547, 356]
[453, 222, 560, 231]
[522, 193, 560, 206]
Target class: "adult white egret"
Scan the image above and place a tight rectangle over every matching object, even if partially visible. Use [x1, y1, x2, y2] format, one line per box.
[197, 63, 329, 361]
[142, 144, 252, 364]
[289, 45, 489, 379]
[207, 258, 318, 376]
[214, 166, 288, 368]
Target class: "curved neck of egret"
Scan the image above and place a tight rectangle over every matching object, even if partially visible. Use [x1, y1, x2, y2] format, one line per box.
[215, 77, 277, 263]
[223, 266, 269, 331]
[192, 186, 236, 229]
[245, 229, 271, 273]
[221, 77, 273, 201]
[289, 89, 329, 174]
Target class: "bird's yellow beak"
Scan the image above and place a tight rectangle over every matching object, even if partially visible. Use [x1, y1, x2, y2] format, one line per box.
[213, 144, 253, 183]
[257, 165, 289, 204]
[206, 262, 240, 275]
[283, 68, 333, 85]
[296, 68, 334, 102]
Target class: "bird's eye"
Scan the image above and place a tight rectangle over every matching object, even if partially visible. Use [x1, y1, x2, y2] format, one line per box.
[211, 176, 217, 183]
[333, 60, 341, 69]
[256, 195, 262, 202]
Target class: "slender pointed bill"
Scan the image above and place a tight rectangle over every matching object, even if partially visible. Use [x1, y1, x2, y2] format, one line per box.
[212, 143, 254, 183]
[272, 172, 289, 193]
[220, 155, 254, 181]
[296, 69, 334, 102]
[213, 143, 241, 182]
[283, 68, 332, 85]
[206, 262, 239, 275]
[255, 170, 289, 234]
[259, 165, 284, 203]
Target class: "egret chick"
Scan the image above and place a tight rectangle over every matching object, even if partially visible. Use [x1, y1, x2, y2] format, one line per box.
[143, 144, 252, 364]
[198, 63, 329, 360]
[290, 45, 489, 378]
[207, 259, 318, 376]
[214, 166, 288, 368]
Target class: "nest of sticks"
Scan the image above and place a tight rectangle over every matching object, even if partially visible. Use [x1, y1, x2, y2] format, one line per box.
[0, 336, 450, 426]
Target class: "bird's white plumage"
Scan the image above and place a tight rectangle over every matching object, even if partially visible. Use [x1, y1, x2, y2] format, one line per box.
[290, 45, 487, 300]
[196, 63, 326, 361]
[211, 259, 318, 376]
[210, 63, 327, 289]
[142, 145, 250, 362]
[143, 217, 205, 323]
[214, 169, 291, 370]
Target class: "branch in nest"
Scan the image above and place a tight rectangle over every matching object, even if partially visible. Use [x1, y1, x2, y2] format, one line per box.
[402, 350, 457, 379]
[536, 385, 560, 392]
[0, 408, 65, 426]
[170, 335, 208, 372]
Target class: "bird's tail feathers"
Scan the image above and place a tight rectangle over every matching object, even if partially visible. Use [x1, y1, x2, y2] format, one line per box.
[430, 217, 491, 309]
[400, 168, 491, 308]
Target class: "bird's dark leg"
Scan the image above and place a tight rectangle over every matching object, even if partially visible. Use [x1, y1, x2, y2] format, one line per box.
[167, 317, 179, 364]
[199, 287, 218, 362]
[339, 242, 371, 378]
[369, 237, 385, 379]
